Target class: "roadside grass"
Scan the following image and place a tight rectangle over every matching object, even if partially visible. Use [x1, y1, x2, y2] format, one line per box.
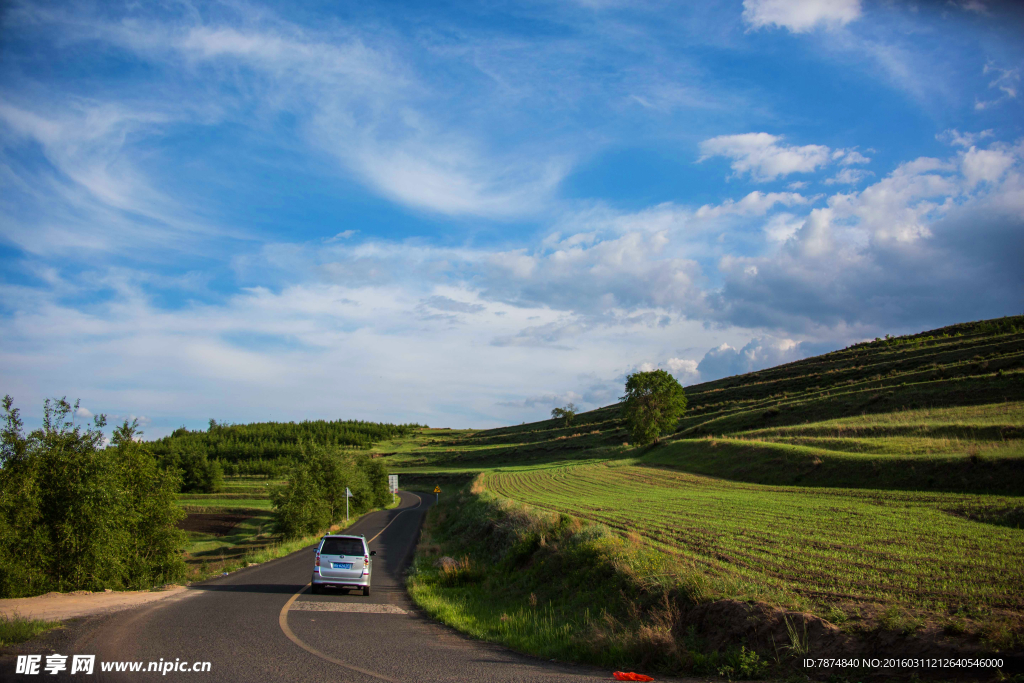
[484, 464, 1024, 618]
[408, 481, 779, 677]
[0, 613, 62, 647]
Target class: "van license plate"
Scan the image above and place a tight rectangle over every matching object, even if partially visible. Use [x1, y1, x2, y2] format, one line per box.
[332, 562, 351, 569]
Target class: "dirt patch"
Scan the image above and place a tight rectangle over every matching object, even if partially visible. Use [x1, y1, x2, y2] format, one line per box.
[0, 587, 189, 622]
[176, 513, 253, 536]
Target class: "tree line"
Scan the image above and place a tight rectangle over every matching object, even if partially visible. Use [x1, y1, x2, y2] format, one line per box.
[150, 418, 422, 464]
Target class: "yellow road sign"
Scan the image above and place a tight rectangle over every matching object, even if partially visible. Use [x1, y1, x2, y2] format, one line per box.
[433, 486, 441, 493]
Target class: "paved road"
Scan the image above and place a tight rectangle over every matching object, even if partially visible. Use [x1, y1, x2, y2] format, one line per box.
[3, 492, 627, 682]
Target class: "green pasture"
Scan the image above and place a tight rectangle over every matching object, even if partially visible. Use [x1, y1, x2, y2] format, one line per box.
[484, 463, 1024, 615]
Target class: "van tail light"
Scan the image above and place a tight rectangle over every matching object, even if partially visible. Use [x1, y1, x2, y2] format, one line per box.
[316, 552, 321, 567]
[363, 554, 369, 575]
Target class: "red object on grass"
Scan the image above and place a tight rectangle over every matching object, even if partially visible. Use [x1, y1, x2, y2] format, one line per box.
[613, 672, 654, 682]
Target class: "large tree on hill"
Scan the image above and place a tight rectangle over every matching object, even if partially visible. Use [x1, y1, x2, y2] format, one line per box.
[551, 402, 577, 427]
[620, 370, 687, 446]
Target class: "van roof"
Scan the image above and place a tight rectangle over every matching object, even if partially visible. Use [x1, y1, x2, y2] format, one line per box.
[322, 534, 364, 539]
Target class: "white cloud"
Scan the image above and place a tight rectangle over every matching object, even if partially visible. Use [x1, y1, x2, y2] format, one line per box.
[695, 191, 811, 219]
[326, 230, 358, 242]
[824, 168, 873, 185]
[742, 0, 862, 33]
[762, 213, 805, 242]
[937, 129, 994, 148]
[698, 133, 831, 182]
[666, 357, 700, 385]
[960, 146, 1015, 188]
[836, 149, 871, 165]
[708, 142, 1024, 333]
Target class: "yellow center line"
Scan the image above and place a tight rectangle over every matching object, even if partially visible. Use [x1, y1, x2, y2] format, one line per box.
[277, 492, 423, 681]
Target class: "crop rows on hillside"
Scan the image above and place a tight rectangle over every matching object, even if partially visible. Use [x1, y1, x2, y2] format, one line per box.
[485, 464, 1024, 615]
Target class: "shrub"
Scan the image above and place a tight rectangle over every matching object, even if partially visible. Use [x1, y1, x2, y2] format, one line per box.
[0, 396, 187, 597]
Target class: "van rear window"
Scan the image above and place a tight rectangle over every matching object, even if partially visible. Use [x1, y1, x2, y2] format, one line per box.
[320, 538, 365, 556]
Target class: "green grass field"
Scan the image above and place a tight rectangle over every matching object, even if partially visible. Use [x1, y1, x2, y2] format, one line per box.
[485, 463, 1024, 614]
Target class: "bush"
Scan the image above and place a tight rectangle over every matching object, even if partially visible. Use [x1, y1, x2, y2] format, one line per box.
[0, 396, 187, 597]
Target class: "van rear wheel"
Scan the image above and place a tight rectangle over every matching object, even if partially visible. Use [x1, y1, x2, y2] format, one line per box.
[311, 581, 320, 595]
[362, 586, 370, 596]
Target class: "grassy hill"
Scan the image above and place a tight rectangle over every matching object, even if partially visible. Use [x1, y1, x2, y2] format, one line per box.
[388, 315, 1024, 493]
[393, 315, 1024, 677]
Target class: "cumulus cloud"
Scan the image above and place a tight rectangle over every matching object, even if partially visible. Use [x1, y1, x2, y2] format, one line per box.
[666, 357, 700, 385]
[698, 133, 831, 182]
[742, 0, 862, 33]
[762, 213, 805, 242]
[696, 337, 803, 380]
[707, 141, 1024, 333]
[960, 146, 1015, 188]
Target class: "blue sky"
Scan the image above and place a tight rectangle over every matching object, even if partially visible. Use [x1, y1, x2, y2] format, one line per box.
[2, 0, 1023, 437]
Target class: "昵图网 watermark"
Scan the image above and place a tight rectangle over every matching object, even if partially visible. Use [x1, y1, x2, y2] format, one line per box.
[16, 654, 212, 675]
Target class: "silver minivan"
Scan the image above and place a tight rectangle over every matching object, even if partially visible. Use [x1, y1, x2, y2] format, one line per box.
[311, 534, 376, 595]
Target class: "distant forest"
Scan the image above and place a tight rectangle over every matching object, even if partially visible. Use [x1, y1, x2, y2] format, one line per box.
[149, 418, 423, 467]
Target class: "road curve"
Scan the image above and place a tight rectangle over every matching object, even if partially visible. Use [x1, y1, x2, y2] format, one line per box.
[3, 492, 627, 682]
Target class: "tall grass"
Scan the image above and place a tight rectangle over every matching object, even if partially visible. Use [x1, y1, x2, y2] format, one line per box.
[0, 613, 62, 646]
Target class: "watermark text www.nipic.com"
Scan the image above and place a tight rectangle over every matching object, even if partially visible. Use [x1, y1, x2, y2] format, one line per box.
[16, 655, 212, 675]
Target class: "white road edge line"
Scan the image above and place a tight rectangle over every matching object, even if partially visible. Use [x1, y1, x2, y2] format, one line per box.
[278, 491, 424, 682]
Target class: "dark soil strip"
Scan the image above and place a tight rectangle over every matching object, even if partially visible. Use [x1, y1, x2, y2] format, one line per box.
[177, 513, 254, 536]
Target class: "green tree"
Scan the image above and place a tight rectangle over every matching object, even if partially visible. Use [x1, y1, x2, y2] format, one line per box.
[272, 445, 390, 539]
[550, 402, 577, 427]
[0, 396, 189, 597]
[108, 419, 188, 588]
[0, 395, 46, 597]
[175, 442, 223, 493]
[362, 457, 391, 508]
[620, 370, 687, 446]
[31, 398, 116, 592]
[271, 462, 330, 539]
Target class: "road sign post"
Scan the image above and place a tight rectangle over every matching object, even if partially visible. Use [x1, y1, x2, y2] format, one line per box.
[346, 486, 352, 522]
[433, 485, 441, 504]
[388, 474, 398, 506]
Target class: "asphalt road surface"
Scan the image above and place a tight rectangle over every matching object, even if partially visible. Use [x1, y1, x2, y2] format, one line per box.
[3, 492, 631, 682]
